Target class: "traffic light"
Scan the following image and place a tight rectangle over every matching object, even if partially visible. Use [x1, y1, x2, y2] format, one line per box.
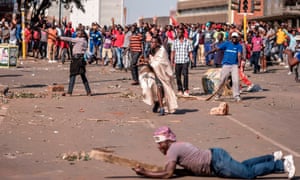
[243, 0, 248, 12]
[251, 0, 261, 12]
[231, 0, 241, 13]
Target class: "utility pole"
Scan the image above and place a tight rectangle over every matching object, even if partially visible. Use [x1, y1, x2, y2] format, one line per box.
[59, 0, 62, 25]
[21, 0, 26, 60]
[243, 0, 248, 42]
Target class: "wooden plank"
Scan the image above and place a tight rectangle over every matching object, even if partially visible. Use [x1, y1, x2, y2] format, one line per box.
[89, 149, 164, 171]
[177, 95, 205, 100]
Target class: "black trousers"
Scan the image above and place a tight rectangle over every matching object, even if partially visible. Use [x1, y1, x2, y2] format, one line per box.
[175, 62, 189, 92]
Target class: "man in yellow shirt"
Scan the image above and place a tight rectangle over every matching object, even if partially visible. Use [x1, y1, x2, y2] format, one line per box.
[276, 24, 287, 62]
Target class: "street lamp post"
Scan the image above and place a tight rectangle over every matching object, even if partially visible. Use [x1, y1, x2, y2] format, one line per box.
[58, 0, 62, 25]
[21, 3, 26, 60]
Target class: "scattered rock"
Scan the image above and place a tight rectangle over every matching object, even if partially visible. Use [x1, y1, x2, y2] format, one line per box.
[59, 151, 91, 161]
[210, 102, 229, 116]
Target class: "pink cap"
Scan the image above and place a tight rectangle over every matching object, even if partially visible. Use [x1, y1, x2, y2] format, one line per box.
[153, 126, 176, 143]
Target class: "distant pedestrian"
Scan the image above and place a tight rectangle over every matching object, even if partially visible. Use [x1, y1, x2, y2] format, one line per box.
[208, 32, 242, 102]
[129, 25, 143, 85]
[39, 23, 48, 59]
[60, 30, 91, 96]
[171, 27, 193, 96]
[47, 24, 57, 63]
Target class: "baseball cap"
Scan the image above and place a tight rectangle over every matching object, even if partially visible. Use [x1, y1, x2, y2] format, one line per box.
[231, 32, 239, 38]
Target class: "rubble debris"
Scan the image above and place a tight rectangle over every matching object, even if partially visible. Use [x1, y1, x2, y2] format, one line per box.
[119, 91, 140, 99]
[0, 86, 9, 96]
[59, 151, 90, 161]
[47, 84, 64, 97]
[210, 102, 229, 116]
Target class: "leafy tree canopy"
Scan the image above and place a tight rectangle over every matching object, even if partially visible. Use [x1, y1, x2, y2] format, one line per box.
[16, 0, 85, 25]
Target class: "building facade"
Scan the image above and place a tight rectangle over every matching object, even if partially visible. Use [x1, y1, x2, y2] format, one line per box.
[251, 0, 300, 28]
[46, 0, 124, 28]
[176, 0, 264, 25]
[69, 0, 123, 28]
[176, 0, 299, 28]
[176, 0, 230, 24]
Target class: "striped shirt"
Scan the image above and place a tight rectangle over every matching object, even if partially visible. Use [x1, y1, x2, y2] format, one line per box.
[129, 34, 143, 52]
[171, 38, 193, 64]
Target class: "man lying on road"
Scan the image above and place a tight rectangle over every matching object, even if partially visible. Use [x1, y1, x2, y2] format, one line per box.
[132, 126, 296, 179]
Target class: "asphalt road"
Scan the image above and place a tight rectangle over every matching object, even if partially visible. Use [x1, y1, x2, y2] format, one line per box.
[0, 59, 299, 180]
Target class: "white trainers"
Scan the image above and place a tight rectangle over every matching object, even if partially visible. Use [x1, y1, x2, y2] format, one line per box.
[234, 96, 242, 102]
[183, 91, 189, 97]
[177, 91, 183, 96]
[288, 71, 292, 75]
[246, 84, 255, 92]
[273, 150, 283, 161]
[284, 155, 296, 179]
[214, 94, 221, 101]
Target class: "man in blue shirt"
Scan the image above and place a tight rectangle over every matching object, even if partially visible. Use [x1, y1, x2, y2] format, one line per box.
[209, 32, 242, 102]
[89, 23, 102, 63]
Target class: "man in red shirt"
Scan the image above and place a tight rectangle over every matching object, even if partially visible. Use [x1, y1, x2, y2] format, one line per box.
[113, 26, 125, 69]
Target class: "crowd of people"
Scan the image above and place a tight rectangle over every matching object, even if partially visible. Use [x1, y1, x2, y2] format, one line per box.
[1, 14, 298, 179]
[1, 15, 300, 104]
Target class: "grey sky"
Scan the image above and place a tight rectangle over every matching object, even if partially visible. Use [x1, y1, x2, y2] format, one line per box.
[124, 0, 177, 24]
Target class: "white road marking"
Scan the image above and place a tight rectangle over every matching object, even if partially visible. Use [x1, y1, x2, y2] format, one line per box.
[0, 105, 9, 126]
[226, 116, 300, 157]
[145, 119, 156, 129]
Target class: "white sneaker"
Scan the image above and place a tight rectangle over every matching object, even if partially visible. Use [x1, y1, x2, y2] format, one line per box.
[48, 60, 53, 63]
[214, 94, 221, 101]
[234, 96, 242, 102]
[183, 91, 189, 97]
[284, 155, 296, 179]
[177, 91, 183, 96]
[247, 84, 255, 92]
[288, 71, 292, 75]
[273, 150, 283, 161]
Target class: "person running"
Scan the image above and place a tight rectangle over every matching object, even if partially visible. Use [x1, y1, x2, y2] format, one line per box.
[132, 126, 296, 179]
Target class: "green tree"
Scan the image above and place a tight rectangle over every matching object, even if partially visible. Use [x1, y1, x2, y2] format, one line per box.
[17, 0, 85, 25]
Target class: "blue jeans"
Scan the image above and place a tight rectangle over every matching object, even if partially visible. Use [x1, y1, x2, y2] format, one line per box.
[210, 148, 284, 179]
[278, 44, 284, 61]
[204, 42, 213, 65]
[116, 47, 123, 68]
[144, 42, 151, 58]
[192, 45, 199, 67]
[68, 74, 91, 94]
[250, 51, 261, 73]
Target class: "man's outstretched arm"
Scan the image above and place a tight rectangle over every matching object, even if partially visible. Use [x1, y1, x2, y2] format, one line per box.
[132, 161, 176, 179]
